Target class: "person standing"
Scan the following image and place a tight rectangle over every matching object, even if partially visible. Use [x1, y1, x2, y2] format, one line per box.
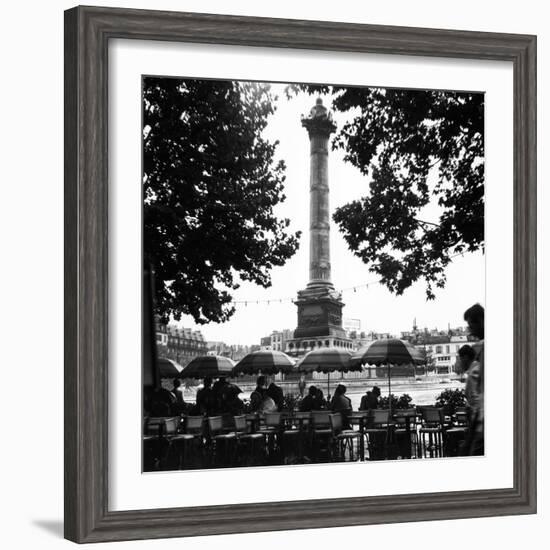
[463, 303, 485, 456]
[456, 345, 481, 417]
[170, 378, 186, 415]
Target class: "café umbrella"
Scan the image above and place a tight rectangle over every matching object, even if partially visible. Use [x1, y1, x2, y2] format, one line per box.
[232, 350, 295, 376]
[180, 355, 235, 379]
[350, 338, 424, 413]
[294, 347, 356, 399]
[157, 357, 184, 378]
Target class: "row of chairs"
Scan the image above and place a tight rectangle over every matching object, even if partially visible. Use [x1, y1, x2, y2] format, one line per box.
[377, 406, 470, 459]
[143, 407, 470, 469]
[144, 414, 268, 469]
[143, 411, 364, 469]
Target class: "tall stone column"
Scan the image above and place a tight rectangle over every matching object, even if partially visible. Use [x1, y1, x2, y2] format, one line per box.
[292, 98, 346, 341]
[301, 98, 337, 289]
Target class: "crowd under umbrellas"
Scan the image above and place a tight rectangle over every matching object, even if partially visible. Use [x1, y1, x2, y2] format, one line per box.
[143, 337, 476, 471]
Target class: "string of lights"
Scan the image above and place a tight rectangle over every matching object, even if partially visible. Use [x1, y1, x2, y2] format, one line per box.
[229, 251, 468, 307]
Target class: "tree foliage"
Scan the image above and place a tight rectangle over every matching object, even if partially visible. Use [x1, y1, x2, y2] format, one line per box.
[144, 78, 300, 324]
[289, 85, 484, 298]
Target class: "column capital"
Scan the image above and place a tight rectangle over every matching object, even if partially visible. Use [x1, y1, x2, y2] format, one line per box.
[301, 97, 337, 137]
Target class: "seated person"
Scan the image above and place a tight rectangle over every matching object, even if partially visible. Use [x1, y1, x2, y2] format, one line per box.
[212, 376, 230, 413]
[250, 376, 268, 412]
[359, 386, 381, 411]
[330, 384, 352, 429]
[150, 387, 175, 417]
[315, 388, 328, 409]
[195, 376, 215, 415]
[266, 381, 284, 411]
[300, 385, 325, 411]
[224, 386, 245, 416]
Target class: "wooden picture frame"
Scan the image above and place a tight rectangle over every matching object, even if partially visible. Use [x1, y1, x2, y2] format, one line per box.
[64, 5, 537, 543]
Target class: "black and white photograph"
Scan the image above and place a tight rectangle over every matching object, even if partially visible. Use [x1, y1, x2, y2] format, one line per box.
[0, 0, 543, 547]
[142, 77, 485, 471]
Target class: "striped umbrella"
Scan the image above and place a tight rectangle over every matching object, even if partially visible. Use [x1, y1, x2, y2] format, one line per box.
[350, 339, 424, 413]
[232, 350, 295, 376]
[295, 347, 356, 398]
[180, 355, 235, 379]
[157, 357, 183, 378]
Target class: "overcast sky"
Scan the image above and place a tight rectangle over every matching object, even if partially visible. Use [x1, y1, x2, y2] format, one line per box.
[172, 83, 485, 344]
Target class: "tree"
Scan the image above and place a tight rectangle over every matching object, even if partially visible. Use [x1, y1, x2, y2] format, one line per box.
[144, 78, 300, 324]
[289, 85, 484, 299]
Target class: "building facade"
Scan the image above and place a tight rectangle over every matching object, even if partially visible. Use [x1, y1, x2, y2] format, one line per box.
[401, 324, 478, 374]
[155, 320, 208, 366]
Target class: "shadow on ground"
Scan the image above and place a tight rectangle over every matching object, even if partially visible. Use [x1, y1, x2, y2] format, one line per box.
[32, 519, 64, 538]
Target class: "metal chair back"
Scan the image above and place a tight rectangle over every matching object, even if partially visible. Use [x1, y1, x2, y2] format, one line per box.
[264, 412, 282, 427]
[185, 415, 205, 435]
[163, 417, 180, 435]
[233, 415, 247, 432]
[421, 407, 445, 426]
[370, 409, 391, 426]
[208, 416, 224, 436]
[144, 417, 166, 437]
[311, 410, 330, 428]
[394, 408, 417, 426]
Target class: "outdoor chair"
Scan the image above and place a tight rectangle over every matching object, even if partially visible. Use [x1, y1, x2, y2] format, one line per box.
[143, 416, 168, 437]
[181, 415, 207, 467]
[257, 412, 284, 457]
[364, 409, 391, 460]
[281, 412, 310, 464]
[207, 415, 237, 467]
[393, 408, 418, 459]
[163, 416, 195, 470]
[310, 411, 332, 461]
[143, 416, 169, 471]
[245, 412, 260, 433]
[258, 412, 284, 433]
[444, 408, 469, 456]
[329, 413, 361, 461]
[233, 415, 266, 465]
[419, 407, 446, 458]
[348, 411, 369, 461]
